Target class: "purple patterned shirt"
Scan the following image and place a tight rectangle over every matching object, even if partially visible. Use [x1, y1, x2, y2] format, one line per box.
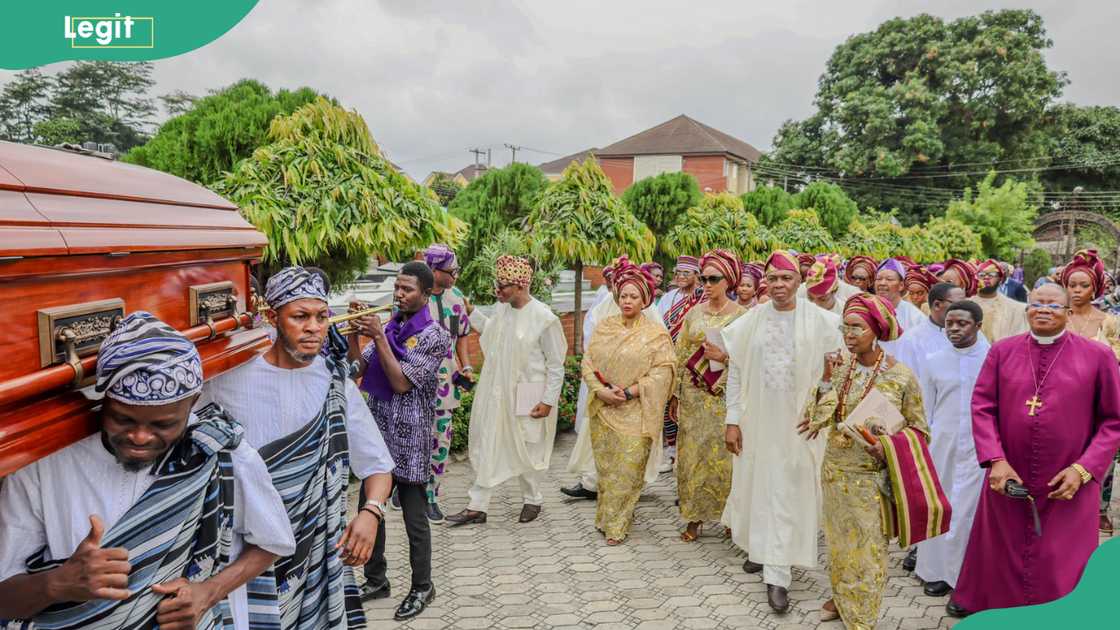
[362, 322, 451, 484]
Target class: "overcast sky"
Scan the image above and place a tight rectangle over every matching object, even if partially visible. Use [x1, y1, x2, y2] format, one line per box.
[7, 1, 1118, 179]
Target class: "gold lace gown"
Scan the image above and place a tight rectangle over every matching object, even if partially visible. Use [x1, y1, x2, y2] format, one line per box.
[581, 315, 676, 541]
[806, 360, 929, 630]
[674, 302, 746, 523]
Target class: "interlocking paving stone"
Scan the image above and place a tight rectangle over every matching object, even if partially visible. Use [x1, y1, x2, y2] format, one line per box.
[361, 431, 1117, 628]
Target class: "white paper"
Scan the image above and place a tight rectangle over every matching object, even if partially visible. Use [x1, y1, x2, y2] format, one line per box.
[704, 327, 727, 372]
[515, 382, 546, 416]
[840, 387, 906, 437]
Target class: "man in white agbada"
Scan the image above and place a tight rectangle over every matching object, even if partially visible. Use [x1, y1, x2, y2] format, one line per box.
[564, 272, 667, 500]
[916, 300, 991, 598]
[446, 255, 567, 526]
[0, 312, 294, 630]
[721, 251, 843, 614]
[973, 259, 1029, 342]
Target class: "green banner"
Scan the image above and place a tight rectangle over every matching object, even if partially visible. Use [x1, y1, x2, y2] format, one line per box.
[958, 537, 1119, 628]
[1, 1, 259, 69]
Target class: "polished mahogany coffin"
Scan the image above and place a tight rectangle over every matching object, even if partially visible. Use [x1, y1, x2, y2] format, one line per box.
[0, 141, 270, 476]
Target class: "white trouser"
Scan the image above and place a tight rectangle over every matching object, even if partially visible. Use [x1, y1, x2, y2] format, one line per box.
[580, 470, 599, 492]
[763, 564, 792, 588]
[467, 469, 544, 512]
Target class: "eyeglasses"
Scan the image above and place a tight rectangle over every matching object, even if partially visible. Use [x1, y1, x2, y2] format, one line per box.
[699, 275, 726, 285]
[978, 272, 1001, 279]
[1028, 302, 1068, 311]
[838, 324, 866, 336]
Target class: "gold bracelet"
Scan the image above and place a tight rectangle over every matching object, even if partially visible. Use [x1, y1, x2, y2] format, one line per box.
[1070, 463, 1092, 484]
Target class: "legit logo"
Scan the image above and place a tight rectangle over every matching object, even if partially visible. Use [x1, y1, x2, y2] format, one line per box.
[64, 14, 154, 48]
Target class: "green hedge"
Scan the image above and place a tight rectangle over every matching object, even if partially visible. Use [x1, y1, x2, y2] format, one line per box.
[448, 354, 582, 454]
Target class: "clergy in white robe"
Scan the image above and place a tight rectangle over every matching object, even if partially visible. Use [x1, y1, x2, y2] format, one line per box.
[0, 311, 294, 629]
[721, 252, 843, 606]
[889, 283, 967, 386]
[568, 293, 666, 492]
[447, 255, 567, 524]
[916, 300, 991, 592]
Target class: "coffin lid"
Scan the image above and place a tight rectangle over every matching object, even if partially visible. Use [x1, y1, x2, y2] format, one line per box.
[0, 141, 266, 257]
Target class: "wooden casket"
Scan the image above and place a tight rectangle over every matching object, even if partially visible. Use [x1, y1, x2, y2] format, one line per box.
[0, 141, 270, 477]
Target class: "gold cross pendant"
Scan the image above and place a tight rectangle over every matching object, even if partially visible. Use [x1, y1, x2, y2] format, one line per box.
[1026, 395, 1043, 417]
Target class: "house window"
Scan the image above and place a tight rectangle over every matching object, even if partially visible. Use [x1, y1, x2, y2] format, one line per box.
[633, 155, 683, 181]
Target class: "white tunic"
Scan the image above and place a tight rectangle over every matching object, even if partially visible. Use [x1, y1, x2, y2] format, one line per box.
[721, 299, 843, 568]
[915, 336, 991, 587]
[468, 298, 567, 487]
[197, 355, 395, 479]
[973, 292, 1029, 342]
[0, 426, 295, 630]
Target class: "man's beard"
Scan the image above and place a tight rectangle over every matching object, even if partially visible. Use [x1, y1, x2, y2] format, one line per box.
[278, 328, 319, 364]
[102, 432, 163, 472]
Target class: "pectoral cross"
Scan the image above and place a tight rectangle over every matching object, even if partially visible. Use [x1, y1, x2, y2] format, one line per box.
[1026, 395, 1043, 417]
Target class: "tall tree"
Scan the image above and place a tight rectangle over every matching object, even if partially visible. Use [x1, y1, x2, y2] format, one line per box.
[47, 61, 157, 150]
[621, 171, 702, 238]
[662, 193, 776, 261]
[771, 209, 836, 254]
[449, 163, 549, 299]
[768, 10, 1066, 223]
[1042, 104, 1120, 195]
[427, 173, 464, 207]
[0, 69, 52, 143]
[526, 157, 654, 350]
[159, 90, 199, 117]
[125, 79, 325, 185]
[213, 98, 467, 288]
[792, 181, 858, 238]
[741, 185, 793, 227]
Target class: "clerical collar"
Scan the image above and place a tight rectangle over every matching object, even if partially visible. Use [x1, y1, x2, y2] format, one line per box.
[1029, 329, 1066, 345]
[928, 317, 943, 330]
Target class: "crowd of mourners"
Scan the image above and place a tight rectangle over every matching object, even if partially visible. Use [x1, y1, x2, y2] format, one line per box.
[1, 243, 1118, 630]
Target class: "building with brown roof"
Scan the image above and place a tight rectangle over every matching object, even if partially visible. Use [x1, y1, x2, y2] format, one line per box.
[596, 114, 761, 195]
[537, 148, 599, 181]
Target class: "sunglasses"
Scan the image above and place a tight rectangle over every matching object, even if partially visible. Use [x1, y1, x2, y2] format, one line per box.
[699, 274, 726, 285]
[1028, 302, 1068, 311]
[838, 324, 866, 336]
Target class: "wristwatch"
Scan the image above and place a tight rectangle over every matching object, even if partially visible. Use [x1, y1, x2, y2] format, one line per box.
[363, 499, 387, 521]
[623, 387, 633, 401]
[1071, 463, 1092, 484]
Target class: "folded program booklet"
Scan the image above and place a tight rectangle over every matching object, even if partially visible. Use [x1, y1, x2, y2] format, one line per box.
[839, 387, 906, 441]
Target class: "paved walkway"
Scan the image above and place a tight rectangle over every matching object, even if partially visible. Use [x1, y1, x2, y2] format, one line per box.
[361, 431, 1116, 629]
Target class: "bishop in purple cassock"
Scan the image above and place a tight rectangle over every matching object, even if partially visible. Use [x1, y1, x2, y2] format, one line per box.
[949, 284, 1120, 616]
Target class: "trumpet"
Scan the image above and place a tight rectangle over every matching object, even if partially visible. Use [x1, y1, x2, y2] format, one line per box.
[328, 303, 394, 334]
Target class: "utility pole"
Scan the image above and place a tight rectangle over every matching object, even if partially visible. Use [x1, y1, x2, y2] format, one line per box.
[504, 143, 522, 164]
[486, 148, 492, 167]
[468, 147, 486, 168]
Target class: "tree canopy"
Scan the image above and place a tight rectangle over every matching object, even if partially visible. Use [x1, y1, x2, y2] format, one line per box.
[213, 98, 466, 287]
[792, 181, 858, 238]
[621, 171, 702, 237]
[1042, 104, 1120, 196]
[661, 193, 775, 261]
[124, 79, 325, 185]
[945, 173, 1039, 260]
[767, 9, 1066, 223]
[741, 185, 793, 227]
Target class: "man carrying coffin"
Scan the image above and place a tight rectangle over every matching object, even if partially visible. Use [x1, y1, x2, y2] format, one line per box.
[948, 284, 1120, 616]
[200, 266, 395, 629]
[0, 312, 294, 629]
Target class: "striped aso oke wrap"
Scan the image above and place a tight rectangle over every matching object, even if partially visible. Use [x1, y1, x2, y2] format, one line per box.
[3, 406, 273, 630]
[265, 266, 328, 310]
[94, 311, 203, 406]
[878, 427, 953, 547]
[254, 355, 365, 630]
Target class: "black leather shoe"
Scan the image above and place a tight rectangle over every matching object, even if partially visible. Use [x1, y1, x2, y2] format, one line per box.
[945, 600, 971, 618]
[445, 509, 487, 527]
[742, 559, 763, 574]
[924, 580, 952, 597]
[560, 483, 598, 500]
[358, 581, 390, 602]
[394, 585, 435, 621]
[902, 548, 917, 572]
[426, 502, 445, 523]
[767, 584, 790, 613]
[519, 504, 542, 523]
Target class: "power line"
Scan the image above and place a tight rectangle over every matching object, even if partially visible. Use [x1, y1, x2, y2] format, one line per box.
[504, 143, 523, 163]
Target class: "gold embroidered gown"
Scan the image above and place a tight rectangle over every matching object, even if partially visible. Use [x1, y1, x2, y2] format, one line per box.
[581, 314, 676, 541]
[674, 302, 746, 523]
[805, 360, 929, 630]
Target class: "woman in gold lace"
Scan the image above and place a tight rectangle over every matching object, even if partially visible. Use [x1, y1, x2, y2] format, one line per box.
[581, 260, 676, 545]
[1061, 249, 1120, 534]
[672, 249, 746, 542]
[799, 293, 928, 628]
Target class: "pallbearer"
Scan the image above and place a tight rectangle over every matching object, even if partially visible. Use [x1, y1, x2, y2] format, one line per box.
[948, 284, 1120, 617]
[200, 266, 395, 629]
[0, 312, 294, 629]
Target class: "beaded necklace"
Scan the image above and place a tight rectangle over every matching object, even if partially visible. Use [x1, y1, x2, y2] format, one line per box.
[835, 349, 886, 423]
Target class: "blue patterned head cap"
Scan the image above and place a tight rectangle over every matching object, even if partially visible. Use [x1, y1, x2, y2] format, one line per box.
[95, 311, 203, 406]
[265, 266, 327, 310]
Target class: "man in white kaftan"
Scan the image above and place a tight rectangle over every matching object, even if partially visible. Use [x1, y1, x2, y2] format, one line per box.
[721, 252, 843, 613]
[446, 255, 567, 525]
[891, 283, 966, 386]
[915, 300, 991, 596]
[565, 293, 666, 498]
